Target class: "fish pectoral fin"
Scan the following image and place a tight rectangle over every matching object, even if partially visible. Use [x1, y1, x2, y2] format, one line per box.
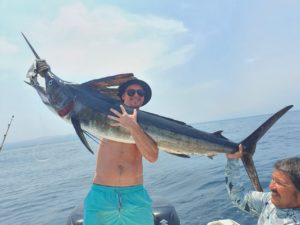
[167, 152, 190, 158]
[81, 73, 135, 100]
[71, 117, 94, 154]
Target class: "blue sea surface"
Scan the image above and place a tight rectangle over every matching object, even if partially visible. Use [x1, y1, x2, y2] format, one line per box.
[0, 110, 299, 225]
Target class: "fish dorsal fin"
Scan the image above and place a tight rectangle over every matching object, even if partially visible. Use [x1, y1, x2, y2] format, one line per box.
[82, 73, 135, 100]
[212, 130, 228, 140]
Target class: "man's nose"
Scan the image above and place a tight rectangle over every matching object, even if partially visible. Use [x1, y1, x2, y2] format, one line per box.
[269, 180, 276, 190]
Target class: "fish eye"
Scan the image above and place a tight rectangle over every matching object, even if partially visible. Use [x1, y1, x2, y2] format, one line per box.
[48, 80, 53, 86]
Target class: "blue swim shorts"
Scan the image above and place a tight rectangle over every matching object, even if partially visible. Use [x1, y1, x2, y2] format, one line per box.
[83, 184, 153, 225]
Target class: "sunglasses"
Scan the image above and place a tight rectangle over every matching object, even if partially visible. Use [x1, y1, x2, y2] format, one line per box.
[126, 89, 145, 97]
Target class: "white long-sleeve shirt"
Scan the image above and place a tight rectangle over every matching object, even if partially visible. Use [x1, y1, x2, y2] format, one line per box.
[225, 159, 300, 225]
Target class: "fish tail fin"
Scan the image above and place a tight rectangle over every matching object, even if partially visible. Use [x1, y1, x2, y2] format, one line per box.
[241, 105, 293, 192]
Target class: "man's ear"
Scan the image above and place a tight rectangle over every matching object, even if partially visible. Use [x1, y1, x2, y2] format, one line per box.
[121, 93, 125, 102]
[296, 190, 300, 205]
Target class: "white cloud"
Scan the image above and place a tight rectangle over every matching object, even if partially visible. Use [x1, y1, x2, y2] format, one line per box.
[4, 2, 197, 142]
[24, 2, 193, 82]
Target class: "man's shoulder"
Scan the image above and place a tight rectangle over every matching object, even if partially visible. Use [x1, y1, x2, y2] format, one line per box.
[274, 207, 300, 224]
[291, 208, 300, 222]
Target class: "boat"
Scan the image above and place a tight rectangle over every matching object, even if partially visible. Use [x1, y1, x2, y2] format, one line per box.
[66, 196, 180, 225]
[207, 219, 240, 225]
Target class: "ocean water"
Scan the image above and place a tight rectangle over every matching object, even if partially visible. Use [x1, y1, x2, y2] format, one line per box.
[0, 109, 299, 225]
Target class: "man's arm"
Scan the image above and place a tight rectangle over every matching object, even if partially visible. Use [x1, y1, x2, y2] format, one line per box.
[127, 120, 158, 163]
[225, 145, 269, 217]
[108, 105, 158, 163]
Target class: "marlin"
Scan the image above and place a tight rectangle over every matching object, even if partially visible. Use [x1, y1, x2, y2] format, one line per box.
[22, 33, 293, 192]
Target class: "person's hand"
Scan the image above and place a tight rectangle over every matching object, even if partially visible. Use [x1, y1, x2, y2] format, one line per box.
[35, 59, 50, 75]
[226, 144, 244, 159]
[108, 105, 138, 131]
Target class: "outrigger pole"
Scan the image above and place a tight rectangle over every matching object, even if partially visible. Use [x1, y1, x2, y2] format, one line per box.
[0, 115, 14, 152]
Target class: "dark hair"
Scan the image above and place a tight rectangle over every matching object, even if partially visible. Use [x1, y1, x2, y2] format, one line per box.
[118, 79, 152, 106]
[274, 157, 300, 191]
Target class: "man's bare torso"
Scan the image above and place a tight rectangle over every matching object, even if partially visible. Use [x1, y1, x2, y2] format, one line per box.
[93, 138, 143, 186]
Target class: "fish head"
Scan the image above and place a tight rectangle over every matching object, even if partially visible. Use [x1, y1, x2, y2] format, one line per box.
[26, 67, 75, 117]
[22, 33, 76, 118]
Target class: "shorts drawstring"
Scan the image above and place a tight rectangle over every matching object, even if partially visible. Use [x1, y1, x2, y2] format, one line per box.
[116, 191, 122, 215]
[85, 184, 153, 224]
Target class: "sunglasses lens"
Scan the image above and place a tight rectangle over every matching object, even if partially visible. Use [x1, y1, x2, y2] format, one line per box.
[127, 90, 135, 96]
[137, 90, 145, 97]
[126, 89, 145, 97]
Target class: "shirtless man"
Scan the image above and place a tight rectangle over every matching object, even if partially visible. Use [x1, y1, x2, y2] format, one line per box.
[33, 59, 158, 224]
[84, 79, 159, 225]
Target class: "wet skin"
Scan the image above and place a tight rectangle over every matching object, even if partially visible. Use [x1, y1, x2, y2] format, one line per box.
[93, 84, 158, 186]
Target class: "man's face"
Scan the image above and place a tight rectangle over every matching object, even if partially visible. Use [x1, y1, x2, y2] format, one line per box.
[121, 84, 145, 109]
[269, 169, 300, 208]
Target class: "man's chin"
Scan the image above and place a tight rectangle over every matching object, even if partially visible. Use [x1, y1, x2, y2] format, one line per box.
[271, 195, 281, 207]
[130, 102, 143, 108]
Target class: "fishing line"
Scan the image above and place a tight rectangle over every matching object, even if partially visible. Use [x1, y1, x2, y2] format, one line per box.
[83, 130, 100, 144]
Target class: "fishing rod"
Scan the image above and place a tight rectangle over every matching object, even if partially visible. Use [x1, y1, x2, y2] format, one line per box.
[0, 115, 14, 152]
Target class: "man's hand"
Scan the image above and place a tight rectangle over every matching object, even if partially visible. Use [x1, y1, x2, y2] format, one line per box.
[226, 144, 244, 159]
[108, 105, 138, 131]
[35, 59, 50, 75]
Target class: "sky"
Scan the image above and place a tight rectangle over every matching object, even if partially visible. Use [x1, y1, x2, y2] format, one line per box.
[1, 0, 299, 144]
